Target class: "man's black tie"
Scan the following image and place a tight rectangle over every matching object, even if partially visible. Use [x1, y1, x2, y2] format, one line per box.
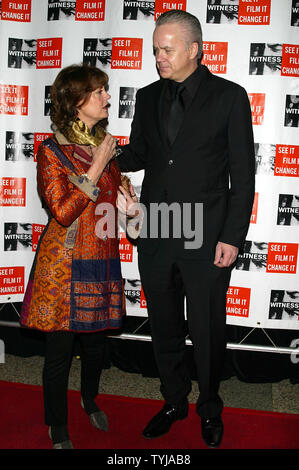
[167, 82, 185, 145]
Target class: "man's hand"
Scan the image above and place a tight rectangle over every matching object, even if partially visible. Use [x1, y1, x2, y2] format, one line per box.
[214, 241, 239, 268]
[117, 185, 139, 218]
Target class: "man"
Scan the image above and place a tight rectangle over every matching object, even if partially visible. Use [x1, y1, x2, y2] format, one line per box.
[117, 10, 255, 448]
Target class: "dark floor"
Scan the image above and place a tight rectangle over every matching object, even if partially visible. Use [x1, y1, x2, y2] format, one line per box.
[1, 305, 299, 416]
[1, 351, 299, 416]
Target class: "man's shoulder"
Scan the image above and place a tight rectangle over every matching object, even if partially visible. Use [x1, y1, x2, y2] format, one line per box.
[137, 79, 163, 97]
[210, 71, 245, 94]
[206, 71, 250, 106]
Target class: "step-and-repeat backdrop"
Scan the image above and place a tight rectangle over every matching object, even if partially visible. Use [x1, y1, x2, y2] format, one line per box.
[0, 0, 298, 330]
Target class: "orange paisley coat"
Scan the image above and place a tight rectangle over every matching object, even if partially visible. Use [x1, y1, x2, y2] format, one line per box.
[20, 132, 126, 333]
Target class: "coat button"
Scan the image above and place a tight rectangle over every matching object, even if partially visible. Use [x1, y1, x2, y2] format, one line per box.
[102, 235, 107, 241]
[107, 190, 112, 196]
[168, 159, 174, 165]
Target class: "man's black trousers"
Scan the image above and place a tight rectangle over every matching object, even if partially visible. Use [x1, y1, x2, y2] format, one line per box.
[138, 244, 232, 418]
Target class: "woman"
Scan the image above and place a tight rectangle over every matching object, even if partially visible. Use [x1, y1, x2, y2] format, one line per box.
[20, 64, 136, 449]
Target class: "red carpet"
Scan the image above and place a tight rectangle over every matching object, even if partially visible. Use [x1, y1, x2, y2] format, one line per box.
[0, 380, 299, 450]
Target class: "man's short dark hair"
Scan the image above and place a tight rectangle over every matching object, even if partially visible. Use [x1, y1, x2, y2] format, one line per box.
[155, 10, 203, 59]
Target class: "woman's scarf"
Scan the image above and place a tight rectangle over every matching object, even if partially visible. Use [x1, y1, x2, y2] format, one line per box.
[59, 118, 131, 193]
[61, 119, 106, 147]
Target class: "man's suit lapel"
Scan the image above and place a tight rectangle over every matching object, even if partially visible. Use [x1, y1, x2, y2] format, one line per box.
[167, 65, 213, 148]
[157, 79, 168, 150]
[152, 66, 213, 152]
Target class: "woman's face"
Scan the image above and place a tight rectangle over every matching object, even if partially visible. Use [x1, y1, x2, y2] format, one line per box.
[76, 86, 111, 128]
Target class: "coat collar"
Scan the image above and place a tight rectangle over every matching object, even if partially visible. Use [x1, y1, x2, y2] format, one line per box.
[54, 130, 72, 146]
[53, 130, 92, 166]
[156, 65, 212, 149]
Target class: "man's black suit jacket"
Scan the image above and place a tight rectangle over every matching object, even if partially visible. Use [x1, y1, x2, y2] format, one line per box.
[117, 65, 255, 260]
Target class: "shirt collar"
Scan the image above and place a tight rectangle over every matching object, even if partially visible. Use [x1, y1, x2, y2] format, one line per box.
[167, 66, 201, 99]
[180, 66, 201, 98]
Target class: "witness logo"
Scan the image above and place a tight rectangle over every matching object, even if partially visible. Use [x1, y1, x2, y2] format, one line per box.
[1, 0, 31, 22]
[277, 194, 299, 226]
[123, 0, 155, 20]
[249, 43, 282, 75]
[285, 95, 299, 128]
[254, 143, 299, 177]
[83, 38, 111, 68]
[5, 132, 34, 162]
[124, 279, 147, 309]
[4, 223, 45, 252]
[236, 240, 298, 274]
[236, 240, 268, 272]
[124, 278, 141, 308]
[119, 87, 138, 118]
[237, 241, 298, 274]
[291, 0, 299, 26]
[8, 38, 36, 68]
[206, 0, 271, 25]
[5, 132, 52, 162]
[249, 43, 299, 76]
[8, 37, 62, 69]
[48, 0, 76, 20]
[83, 38, 143, 69]
[122, 1, 186, 21]
[4, 223, 32, 251]
[47, 0, 105, 21]
[207, 0, 239, 24]
[226, 286, 251, 317]
[0, 266, 24, 296]
[269, 290, 299, 321]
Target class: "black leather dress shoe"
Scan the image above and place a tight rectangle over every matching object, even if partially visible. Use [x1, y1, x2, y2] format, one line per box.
[201, 416, 224, 448]
[142, 401, 189, 439]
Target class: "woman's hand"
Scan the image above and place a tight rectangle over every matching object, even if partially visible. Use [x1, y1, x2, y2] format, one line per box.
[117, 184, 139, 218]
[92, 133, 116, 167]
[86, 133, 116, 183]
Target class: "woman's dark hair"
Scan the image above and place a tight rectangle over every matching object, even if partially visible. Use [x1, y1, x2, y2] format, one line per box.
[50, 64, 108, 131]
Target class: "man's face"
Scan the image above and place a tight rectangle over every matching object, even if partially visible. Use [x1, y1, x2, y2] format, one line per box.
[153, 23, 198, 82]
